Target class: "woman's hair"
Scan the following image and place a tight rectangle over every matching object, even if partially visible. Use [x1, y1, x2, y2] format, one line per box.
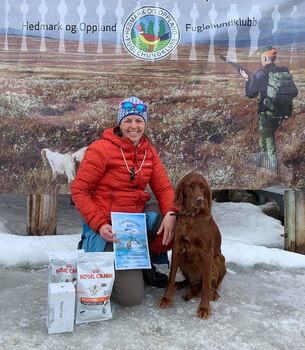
[115, 126, 123, 137]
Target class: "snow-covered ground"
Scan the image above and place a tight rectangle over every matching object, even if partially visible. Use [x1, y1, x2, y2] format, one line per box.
[0, 195, 305, 350]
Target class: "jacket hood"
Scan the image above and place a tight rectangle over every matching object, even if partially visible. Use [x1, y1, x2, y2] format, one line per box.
[101, 127, 150, 151]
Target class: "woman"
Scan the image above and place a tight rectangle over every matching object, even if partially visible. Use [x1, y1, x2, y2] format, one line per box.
[71, 96, 176, 306]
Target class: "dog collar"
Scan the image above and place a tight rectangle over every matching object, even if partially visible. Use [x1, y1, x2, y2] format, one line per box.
[170, 209, 203, 218]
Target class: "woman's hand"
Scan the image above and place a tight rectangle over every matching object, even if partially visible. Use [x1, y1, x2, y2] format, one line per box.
[157, 211, 176, 246]
[98, 224, 118, 243]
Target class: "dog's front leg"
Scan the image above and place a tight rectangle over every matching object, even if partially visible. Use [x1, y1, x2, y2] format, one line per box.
[197, 255, 212, 319]
[159, 242, 182, 308]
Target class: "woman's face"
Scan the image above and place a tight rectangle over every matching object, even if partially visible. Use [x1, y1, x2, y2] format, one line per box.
[120, 115, 145, 146]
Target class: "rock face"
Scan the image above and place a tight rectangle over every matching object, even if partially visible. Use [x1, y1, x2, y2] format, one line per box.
[228, 190, 258, 205]
[260, 201, 282, 221]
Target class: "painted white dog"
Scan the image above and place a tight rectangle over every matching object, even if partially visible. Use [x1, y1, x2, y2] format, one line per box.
[41, 147, 87, 183]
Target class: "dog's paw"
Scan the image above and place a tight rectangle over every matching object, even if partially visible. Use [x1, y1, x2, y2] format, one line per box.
[159, 296, 172, 308]
[182, 293, 193, 302]
[175, 279, 189, 290]
[197, 306, 211, 319]
[210, 290, 220, 301]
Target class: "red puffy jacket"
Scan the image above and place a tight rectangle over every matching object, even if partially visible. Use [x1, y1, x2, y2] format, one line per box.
[70, 127, 175, 234]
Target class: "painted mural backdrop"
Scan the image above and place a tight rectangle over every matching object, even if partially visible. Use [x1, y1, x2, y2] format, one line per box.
[0, 0, 304, 192]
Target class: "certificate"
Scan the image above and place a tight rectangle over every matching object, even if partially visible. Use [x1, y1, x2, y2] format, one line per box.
[111, 212, 151, 270]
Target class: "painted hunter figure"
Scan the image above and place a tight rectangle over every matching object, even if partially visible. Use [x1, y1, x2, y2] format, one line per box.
[241, 46, 298, 172]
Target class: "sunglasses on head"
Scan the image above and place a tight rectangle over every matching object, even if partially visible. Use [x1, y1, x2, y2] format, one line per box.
[121, 101, 147, 113]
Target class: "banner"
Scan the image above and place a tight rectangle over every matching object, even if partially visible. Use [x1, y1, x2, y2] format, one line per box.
[0, 0, 304, 192]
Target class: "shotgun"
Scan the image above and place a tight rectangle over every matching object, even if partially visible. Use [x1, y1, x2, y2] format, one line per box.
[219, 55, 254, 78]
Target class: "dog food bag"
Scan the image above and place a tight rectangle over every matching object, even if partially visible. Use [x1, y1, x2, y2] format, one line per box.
[48, 250, 84, 284]
[75, 252, 115, 324]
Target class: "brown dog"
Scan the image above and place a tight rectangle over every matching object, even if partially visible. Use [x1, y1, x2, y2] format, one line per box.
[159, 172, 226, 319]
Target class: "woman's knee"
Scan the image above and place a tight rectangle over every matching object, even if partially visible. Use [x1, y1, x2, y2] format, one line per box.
[112, 286, 144, 306]
[111, 269, 144, 306]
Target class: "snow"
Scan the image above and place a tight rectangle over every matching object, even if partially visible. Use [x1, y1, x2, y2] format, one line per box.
[0, 195, 305, 349]
[1, 197, 305, 269]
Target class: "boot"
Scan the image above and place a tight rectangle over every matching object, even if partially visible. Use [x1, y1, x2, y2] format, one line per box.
[269, 154, 278, 173]
[254, 152, 262, 167]
[142, 251, 168, 288]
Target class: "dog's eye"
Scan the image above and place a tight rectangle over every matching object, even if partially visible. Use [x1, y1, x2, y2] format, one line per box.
[186, 183, 194, 189]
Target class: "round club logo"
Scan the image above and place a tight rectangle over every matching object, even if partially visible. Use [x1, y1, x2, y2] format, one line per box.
[122, 6, 180, 61]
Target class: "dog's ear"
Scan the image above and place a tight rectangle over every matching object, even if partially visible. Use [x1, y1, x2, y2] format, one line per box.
[205, 181, 213, 212]
[174, 177, 185, 208]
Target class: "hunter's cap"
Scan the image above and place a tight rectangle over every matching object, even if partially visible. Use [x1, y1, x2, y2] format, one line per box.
[260, 46, 277, 58]
[118, 96, 148, 125]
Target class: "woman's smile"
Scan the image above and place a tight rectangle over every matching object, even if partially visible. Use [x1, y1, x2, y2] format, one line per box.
[120, 115, 145, 145]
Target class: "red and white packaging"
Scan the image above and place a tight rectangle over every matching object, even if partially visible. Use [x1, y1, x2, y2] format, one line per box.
[47, 282, 75, 335]
[48, 250, 84, 284]
[75, 252, 115, 324]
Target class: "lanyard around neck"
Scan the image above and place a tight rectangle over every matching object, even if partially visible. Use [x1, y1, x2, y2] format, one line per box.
[120, 147, 147, 181]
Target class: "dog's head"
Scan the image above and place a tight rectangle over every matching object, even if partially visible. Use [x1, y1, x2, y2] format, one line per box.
[174, 172, 212, 215]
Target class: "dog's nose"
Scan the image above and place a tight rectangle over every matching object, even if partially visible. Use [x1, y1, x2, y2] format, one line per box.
[197, 197, 204, 203]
